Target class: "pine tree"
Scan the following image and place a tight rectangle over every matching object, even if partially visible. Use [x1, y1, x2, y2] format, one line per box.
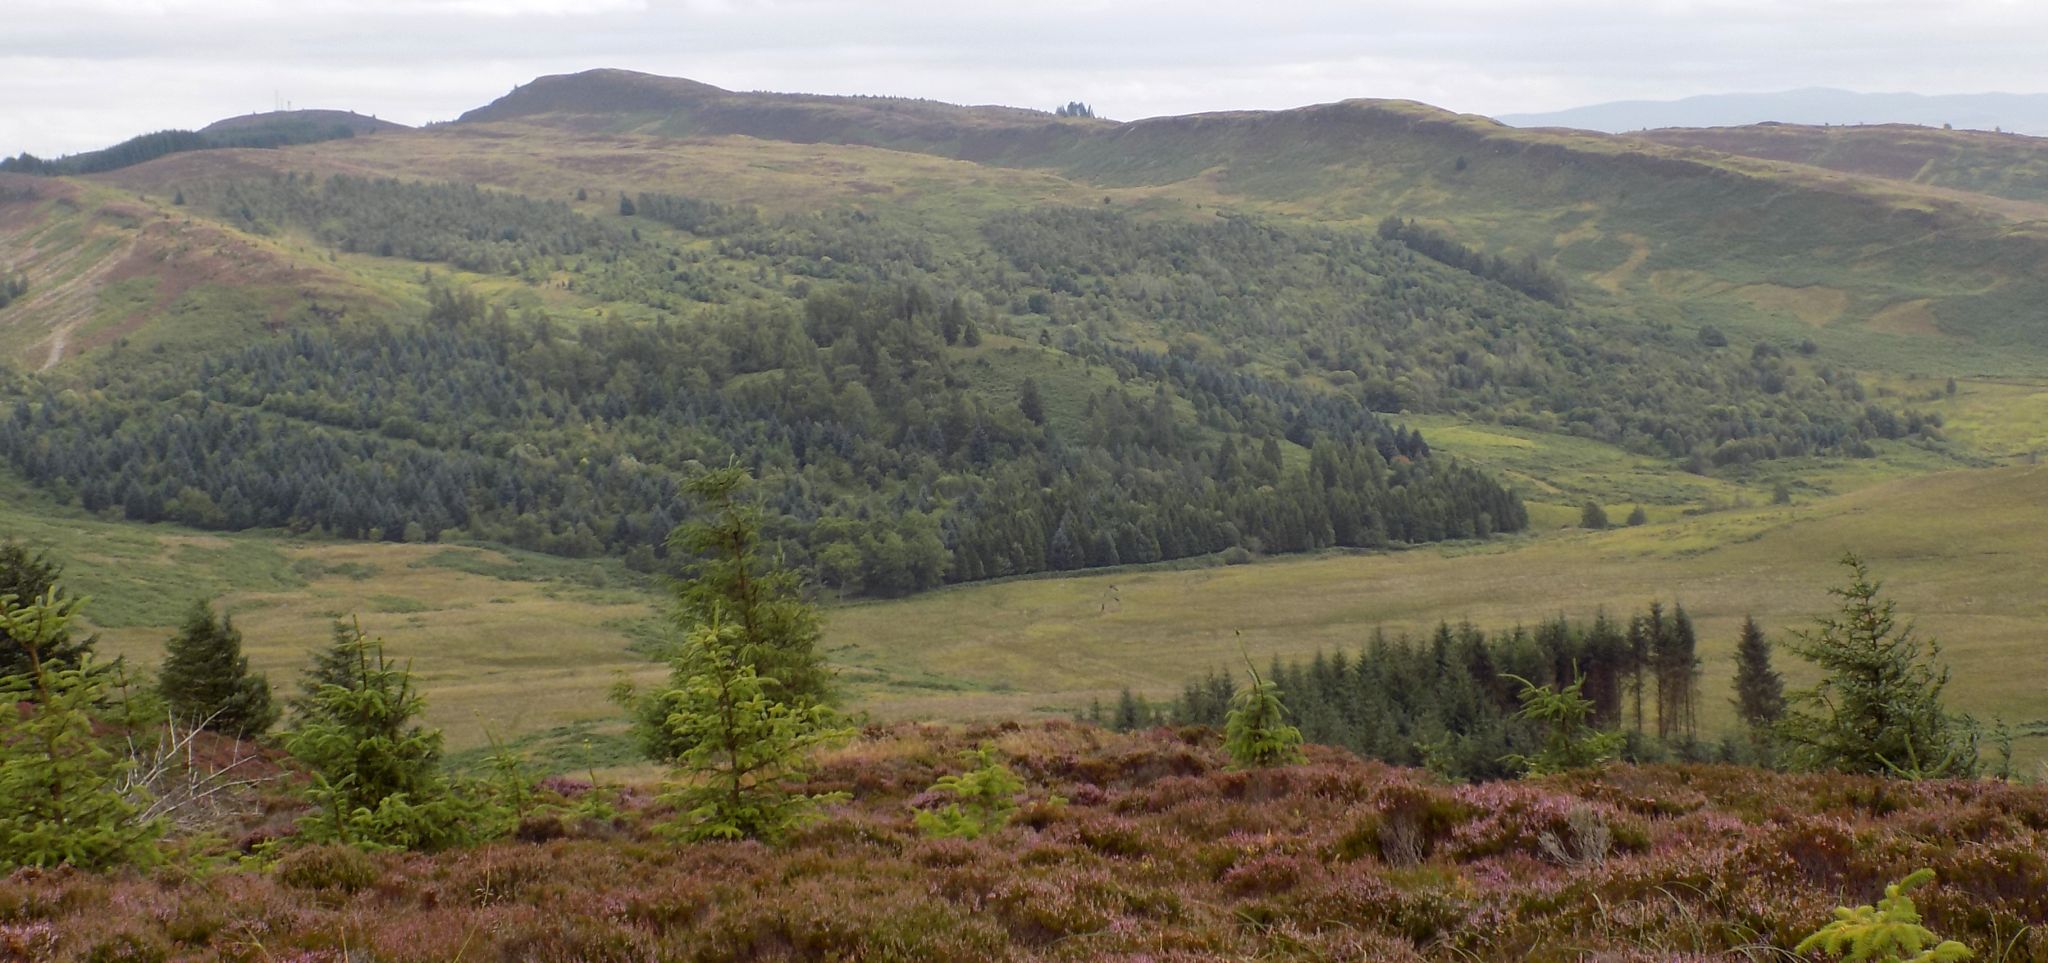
[292, 620, 366, 722]
[623, 464, 829, 761]
[158, 600, 277, 739]
[1224, 659, 1305, 768]
[1732, 615, 1786, 729]
[1018, 378, 1046, 425]
[1579, 501, 1609, 529]
[284, 623, 491, 850]
[0, 589, 163, 870]
[1503, 671, 1625, 776]
[1778, 554, 1977, 778]
[0, 542, 94, 676]
[657, 612, 849, 842]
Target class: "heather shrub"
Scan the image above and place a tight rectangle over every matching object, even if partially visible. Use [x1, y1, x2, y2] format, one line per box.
[275, 843, 378, 892]
[81, 926, 170, 963]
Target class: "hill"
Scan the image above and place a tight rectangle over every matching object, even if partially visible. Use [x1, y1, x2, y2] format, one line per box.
[1499, 87, 2048, 136]
[335, 72, 2048, 374]
[200, 108, 406, 137]
[1636, 122, 2048, 205]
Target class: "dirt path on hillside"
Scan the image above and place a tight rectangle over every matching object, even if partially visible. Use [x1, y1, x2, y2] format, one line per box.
[0, 218, 138, 371]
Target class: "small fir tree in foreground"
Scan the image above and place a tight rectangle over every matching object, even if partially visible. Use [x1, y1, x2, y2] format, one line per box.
[913, 744, 1025, 839]
[284, 623, 492, 850]
[1225, 659, 1305, 768]
[0, 589, 162, 870]
[0, 541, 94, 675]
[1797, 868, 1972, 963]
[624, 465, 831, 762]
[1777, 554, 1976, 779]
[159, 599, 277, 738]
[1503, 671, 1626, 776]
[657, 612, 850, 842]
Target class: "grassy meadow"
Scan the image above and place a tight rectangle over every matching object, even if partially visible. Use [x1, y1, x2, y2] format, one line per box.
[827, 464, 2048, 768]
[19, 457, 2045, 770]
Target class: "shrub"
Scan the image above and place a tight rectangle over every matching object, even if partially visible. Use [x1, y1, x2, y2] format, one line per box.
[913, 745, 1026, 839]
[1224, 659, 1305, 768]
[0, 590, 163, 871]
[1797, 868, 1972, 962]
[276, 843, 379, 892]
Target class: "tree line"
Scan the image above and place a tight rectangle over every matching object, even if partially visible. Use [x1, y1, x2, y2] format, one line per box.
[1155, 554, 1982, 782]
[0, 120, 364, 177]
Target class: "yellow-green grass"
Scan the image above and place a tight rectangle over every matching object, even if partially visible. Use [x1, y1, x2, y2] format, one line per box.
[0, 475, 664, 752]
[10, 461, 2046, 767]
[1403, 413, 1976, 524]
[826, 465, 2048, 767]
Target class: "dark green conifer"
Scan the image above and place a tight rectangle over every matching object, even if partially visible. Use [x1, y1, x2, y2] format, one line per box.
[158, 600, 277, 738]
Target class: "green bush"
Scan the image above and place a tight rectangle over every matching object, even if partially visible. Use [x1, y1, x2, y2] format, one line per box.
[914, 745, 1026, 839]
[1797, 868, 1972, 962]
[0, 589, 162, 871]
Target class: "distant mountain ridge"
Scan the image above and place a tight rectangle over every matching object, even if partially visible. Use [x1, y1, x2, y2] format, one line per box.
[1500, 88, 2048, 136]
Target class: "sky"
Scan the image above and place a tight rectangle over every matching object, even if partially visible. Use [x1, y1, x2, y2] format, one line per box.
[4, 0, 2046, 157]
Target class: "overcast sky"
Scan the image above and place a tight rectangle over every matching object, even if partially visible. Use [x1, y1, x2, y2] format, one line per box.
[4, 0, 2044, 157]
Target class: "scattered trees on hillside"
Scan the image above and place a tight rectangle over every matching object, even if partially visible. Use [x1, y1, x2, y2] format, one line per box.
[1377, 216, 1570, 305]
[1054, 102, 1095, 118]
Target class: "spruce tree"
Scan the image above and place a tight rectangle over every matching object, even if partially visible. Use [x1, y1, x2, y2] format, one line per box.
[0, 542, 93, 676]
[0, 589, 162, 870]
[622, 464, 829, 761]
[1778, 554, 1977, 778]
[159, 600, 277, 738]
[1732, 615, 1786, 729]
[1224, 660, 1305, 768]
[657, 612, 849, 842]
[283, 623, 490, 850]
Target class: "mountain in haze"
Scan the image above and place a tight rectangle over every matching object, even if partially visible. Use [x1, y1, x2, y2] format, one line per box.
[1499, 88, 2048, 136]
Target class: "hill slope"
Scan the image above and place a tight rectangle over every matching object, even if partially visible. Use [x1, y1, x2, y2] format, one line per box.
[1637, 122, 2048, 205]
[1500, 87, 2048, 136]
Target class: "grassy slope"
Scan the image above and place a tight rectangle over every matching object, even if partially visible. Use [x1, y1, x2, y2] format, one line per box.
[827, 464, 2048, 765]
[1638, 122, 2048, 206]
[21, 458, 2044, 766]
[0, 473, 665, 752]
